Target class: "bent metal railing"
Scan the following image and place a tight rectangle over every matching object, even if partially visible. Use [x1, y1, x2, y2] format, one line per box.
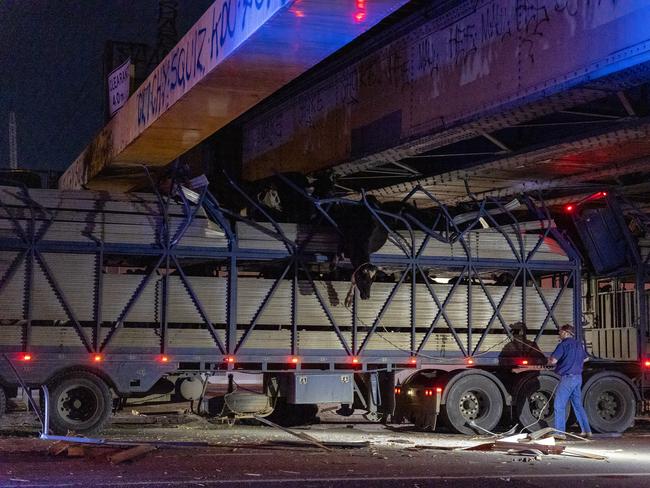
[0, 175, 580, 372]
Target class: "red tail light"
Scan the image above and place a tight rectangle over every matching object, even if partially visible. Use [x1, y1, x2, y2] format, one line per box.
[565, 204, 575, 213]
[424, 389, 434, 396]
[436, 387, 443, 394]
[290, 356, 300, 364]
[93, 354, 103, 363]
[394, 387, 402, 395]
[225, 355, 235, 364]
[409, 356, 417, 365]
[158, 355, 170, 363]
[351, 357, 360, 364]
[465, 357, 475, 365]
[20, 353, 32, 361]
[643, 359, 650, 368]
[519, 359, 529, 366]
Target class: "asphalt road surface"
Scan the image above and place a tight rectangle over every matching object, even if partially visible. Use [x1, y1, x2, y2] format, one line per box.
[1, 405, 650, 488]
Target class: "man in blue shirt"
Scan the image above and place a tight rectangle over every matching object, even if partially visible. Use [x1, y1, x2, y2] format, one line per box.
[548, 324, 592, 439]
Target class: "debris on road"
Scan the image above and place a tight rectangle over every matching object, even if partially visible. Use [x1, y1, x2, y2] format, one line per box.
[108, 445, 158, 464]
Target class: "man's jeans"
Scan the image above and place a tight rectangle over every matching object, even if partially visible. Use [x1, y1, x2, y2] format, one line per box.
[554, 374, 591, 434]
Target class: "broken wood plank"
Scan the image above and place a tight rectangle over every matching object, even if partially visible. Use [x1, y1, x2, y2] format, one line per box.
[108, 444, 157, 464]
[47, 441, 71, 456]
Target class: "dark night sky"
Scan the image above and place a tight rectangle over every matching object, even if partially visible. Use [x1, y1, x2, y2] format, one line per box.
[0, 0, 212, 173]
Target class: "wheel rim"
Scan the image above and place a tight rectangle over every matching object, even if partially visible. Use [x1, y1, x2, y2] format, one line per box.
[596, 390, 622, 421]
[528, 391, 552, 419]
[57, 385, 99, 424]
[458, 390, 487, 421]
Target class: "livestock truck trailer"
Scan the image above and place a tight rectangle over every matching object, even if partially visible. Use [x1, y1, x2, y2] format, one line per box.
[0, 181, 647, 436]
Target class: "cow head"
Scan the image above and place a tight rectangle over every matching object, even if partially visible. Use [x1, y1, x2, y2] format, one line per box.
[354, 263, 378, 300]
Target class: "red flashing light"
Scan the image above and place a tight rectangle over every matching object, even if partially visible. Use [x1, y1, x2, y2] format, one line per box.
[351, 357, 360, 364]
[565, 204, 574, 213]
[225, 356, 235, 364]
[519, 359, 529, 366]
[93, 354, 103, 363]
[354, 0, 367, 23]
[644, 359, 650, 368]
[409, 356, 417, 365]
[21, 353, 32, 361]
[290, 356, 300, 364]
[436, 387, 443, 394]
[424, 389, 433, 396]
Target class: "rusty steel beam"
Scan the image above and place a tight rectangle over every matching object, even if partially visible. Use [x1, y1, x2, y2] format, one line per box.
[240, 0, 650, 180]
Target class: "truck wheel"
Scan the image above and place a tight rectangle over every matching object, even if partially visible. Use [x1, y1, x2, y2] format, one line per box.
[46, 371, 112, 435]
[516, 374, 564, 432]
[441, 374, 503, 435]
[583, 374, 636, 433]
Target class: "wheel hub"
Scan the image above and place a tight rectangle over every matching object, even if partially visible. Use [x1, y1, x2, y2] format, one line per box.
[597, 391, 620, 420]
[57, 385, 98, 424]
[459, 392, 481, 420]
[529, 391, 551, 419]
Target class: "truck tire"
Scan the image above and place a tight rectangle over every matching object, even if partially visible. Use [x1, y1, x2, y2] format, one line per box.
[582, 374, 636, 433]
[441, 374, 503, 435]
[45, 371, 112, 435]
[515, 374, 565, 432]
